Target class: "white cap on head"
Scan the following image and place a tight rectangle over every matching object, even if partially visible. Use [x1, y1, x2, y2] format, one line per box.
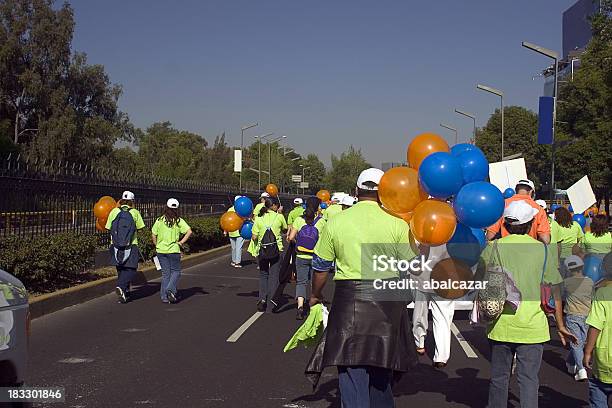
[293, 197, 303, 204]
[260, 192, 270, 198]
[535, 199, 547, 209]
[167, 198, 179, 209]
[516, 179, 535, 191]
[564, 255, 584, 270]
[331, 192, 347, 203]
[122, 191, 135, 200]
[503, 200, 539, 225]
[234, 195, 242, 202]
[341, 195, 357, 207]
[357, 168, 384, 191]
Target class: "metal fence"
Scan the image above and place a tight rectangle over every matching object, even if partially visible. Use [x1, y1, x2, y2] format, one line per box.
[0, 153, 296, 240]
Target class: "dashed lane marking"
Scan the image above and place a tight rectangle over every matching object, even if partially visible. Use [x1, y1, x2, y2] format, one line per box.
[226, 312, 264, 343]
[450, 322, 478, 359]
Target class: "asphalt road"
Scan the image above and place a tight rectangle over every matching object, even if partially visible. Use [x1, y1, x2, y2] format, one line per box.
[28, 250, 591, 407]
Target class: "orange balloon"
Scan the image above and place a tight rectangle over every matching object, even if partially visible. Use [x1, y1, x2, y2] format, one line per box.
[379, 167, 428, 214]
[220, 211, 244, 232]
[316, 190, 331, 202]
[265, 184, 279, 197]
[407, 132, 450, 170]
[95, 218, 107, 232]
[430, 258, 473, 299]
[93, 200, 114, 219]
[99, 196, 116, 206]
[409, 200, 457, 245]
[398, 211, 413, 223]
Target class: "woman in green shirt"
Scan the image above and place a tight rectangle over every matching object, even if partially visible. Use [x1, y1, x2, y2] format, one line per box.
[251, 197, 287, 313]
[582, 214, 612, 256]
[551, 206, 584, 277]
[152, 198, 192, 303]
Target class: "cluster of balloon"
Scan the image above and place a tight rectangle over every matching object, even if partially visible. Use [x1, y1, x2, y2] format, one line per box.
[220, 196, 255, 236]
[379, 167, 427, 217]
[93, 196, 116, 231]
[503, 188, 515, 199]
[265, 184, 279, 197]
[572, 213, 586, 231]
[430, 258, 473, 299]
[316, 190, 331, 202]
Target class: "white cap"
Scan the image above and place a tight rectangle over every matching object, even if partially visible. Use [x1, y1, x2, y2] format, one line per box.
[234, 195, 242, 202]
[260, 192, 270, 198]
[341, 195, 357, 206]
[357, 168, 384, 190]
[535, 199, 547, 209]
[331, 192, 347, 202]
[516, 179, 535, 191]
[167, 198, 179, 209]
[293, 197, 303, 204]
[503, 200, 539, 225]
[564, 255, 584, 270]
[122, 191, 135, 200]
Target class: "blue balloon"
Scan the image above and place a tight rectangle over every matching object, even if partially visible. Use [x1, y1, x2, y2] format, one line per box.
[418, 152, 464, 199]
[320, 202, 328, 209]
[584, 255, 603, 283]
[551, 204, 560, 212]
[457, 147, 489, 184]
[503, 188, 515, 199]
[234, 196, 254, 217]
[568, 205, 574, 213]
[450, 143, 476, 157]
[572, 214, 586, 230]
[471, 227, 486, 249]
[447, 223, 482, 266]
[454, 182, 505, 229]
[240, 221, 254, 240]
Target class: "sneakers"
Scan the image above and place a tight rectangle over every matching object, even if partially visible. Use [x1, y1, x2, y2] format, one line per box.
[575, 368, 588, 381]
[566, 363, 577, 375]
[233, 263, 242, 268]
[256, 300, 266, 312]
[115, 287, 128, 304]
[167, 290, 178, 304]
[296, 307, 305, 320]
[433, 362, 447, 369]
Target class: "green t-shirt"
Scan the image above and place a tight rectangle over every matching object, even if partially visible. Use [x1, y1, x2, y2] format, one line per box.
[292, 215, 326, 260]
[583, 232, 612, 255]
[227, 206, 241, 238]
[551, 220, 584, 258]
[322, 204, 343, 222]
[287, 206, 305, 226]
[105, 206, 146, 245]
[314, 201, 416, 280]
[151, 217, 191, 254]
[251, 211, 288, 254]
[253, 202, 265, 219]
[585, 283, 612, 383]
[483, 234, 562, 344]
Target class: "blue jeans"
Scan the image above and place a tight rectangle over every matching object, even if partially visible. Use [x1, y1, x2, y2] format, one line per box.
[589, 377, 612, 408]
[116, 266, 137, 293]
[565, 314, 588, 371]
[158, 253, 181, 301]
[337, 366, 394, 408]
[230, 236, 244, 264]
[295, 257, 312, 300]
[258, 256, 280, 311]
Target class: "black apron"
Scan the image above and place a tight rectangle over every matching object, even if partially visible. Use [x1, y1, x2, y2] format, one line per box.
[305, 280, 417, 388]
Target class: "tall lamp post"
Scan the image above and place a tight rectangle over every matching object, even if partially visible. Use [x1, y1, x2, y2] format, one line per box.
[439, 123, 458, 145]
[522, 41, 559, 201]
[265, 135, 287, 184]
[239, 122, 258, 191]
[477, 84, 504, 160]
[454, 109, 476, 144]
[253, 132, 273, 191]
[300, 165, 310, 195]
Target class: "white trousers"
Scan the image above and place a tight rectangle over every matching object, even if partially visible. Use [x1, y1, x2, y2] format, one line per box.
[412, 290, 456, 363]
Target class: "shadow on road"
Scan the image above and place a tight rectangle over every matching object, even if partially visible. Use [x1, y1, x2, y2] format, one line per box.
[293, 377, 340, 407]
[129, 282, 161, 301]
[177, 286, 209, 303]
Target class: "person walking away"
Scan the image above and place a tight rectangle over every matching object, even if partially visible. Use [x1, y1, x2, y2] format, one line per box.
[482, 200, 576, 408]
[105, 191, 146, 303]
[551, 206, 584, 277]
[340, 195, 357, 209]
[583, 257, 612, 408]
[248, 192, 271, 265]
[152, 198, 192, 303]
[487, 179, 551, 244]
[250, 197, 287, 313]
[306, 168, 418, 407]
[287, 196, 324, 320]
[562, 255, 593, 381]
[287, 198, 305, 227]
[322, 192, 344, 222]
[575, 214, 612, 267]
[226, 195, 246, 268]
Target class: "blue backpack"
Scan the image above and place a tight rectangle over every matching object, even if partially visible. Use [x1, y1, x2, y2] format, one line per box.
[296, 216, 321, 254]
[110, 207, 136, 265]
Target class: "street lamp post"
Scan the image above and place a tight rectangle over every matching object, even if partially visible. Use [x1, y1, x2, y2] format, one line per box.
[522, 41, 560, 201]
[300, 165, 310, 195]
[253, 132, 273, 191]
[440, 123, 458, 145]
[454, 109, 476, 144]
[477, 84, 504, 160]
[264, 135, 287, 184]
[239, 122, 258, 191]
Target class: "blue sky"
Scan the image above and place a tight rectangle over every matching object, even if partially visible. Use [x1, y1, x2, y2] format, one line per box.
[70, 0, 577, 167]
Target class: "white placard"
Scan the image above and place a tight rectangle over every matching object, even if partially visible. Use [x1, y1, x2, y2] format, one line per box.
[233, 149, 242, 172]
[153, 256, 162, 271]
[291, 175, 302, 182]
[488, 158, 528, 192]
[566, 175, 596, 215]
[299, 182, 309, 189]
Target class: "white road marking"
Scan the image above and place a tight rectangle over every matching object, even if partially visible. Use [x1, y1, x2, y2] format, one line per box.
[121, 328, 148, 333]
[226, 312, 264, 343]
[181, 273, 258, 280]
[58, 357, 94, 364]
[450, 323, 478, 359]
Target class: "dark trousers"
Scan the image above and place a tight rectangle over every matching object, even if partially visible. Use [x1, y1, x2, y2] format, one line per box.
[589, 377, 612, 408]
[258, 256, 280, 311]
[338, 366, 394, 408]
[116, 265, 137, 293]
[488, 340, 543, 408]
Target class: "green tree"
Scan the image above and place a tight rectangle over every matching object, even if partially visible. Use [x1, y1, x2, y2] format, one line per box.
[325, 146, 370, 193]
[201, 132, 238, 185]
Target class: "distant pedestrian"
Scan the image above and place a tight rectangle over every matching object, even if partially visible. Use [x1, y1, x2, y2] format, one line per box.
[105, 191, 146, 304]
[322, 192, 344, 222]
[152, 198, 192, 303]
[226, 195, 246, 268]
[287, 197, 305, 227]
[248, 192, 271, 265]
[340, 195, 357, 209]
[551, 206, 584, 277]
[577, 214, 611, 258]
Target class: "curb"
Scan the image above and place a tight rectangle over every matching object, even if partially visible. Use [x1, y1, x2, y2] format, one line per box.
[29, 244, 231, 319]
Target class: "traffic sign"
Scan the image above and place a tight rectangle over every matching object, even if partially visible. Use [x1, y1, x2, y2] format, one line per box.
[291, 175, 302, 182]
[299, 182, 309, 189]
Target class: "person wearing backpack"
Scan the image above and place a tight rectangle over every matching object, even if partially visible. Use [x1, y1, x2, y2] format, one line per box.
[152, 198, 192, 304]
[287, 196, 324, 320]
[251, 197, 287, 313]
[105, 191, 146, 303]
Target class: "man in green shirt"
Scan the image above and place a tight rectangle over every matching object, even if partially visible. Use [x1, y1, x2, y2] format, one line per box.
[287, 197, 305, 226]
[247, 192, 270, 262]
[322, 192, 344, 222]
[105, 191, 146, 303]
[306, 168, 417, 406]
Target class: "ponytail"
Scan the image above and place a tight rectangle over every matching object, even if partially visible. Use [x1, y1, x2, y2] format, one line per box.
[259, 197, 274, 217]
[304, 196, 321, 224]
